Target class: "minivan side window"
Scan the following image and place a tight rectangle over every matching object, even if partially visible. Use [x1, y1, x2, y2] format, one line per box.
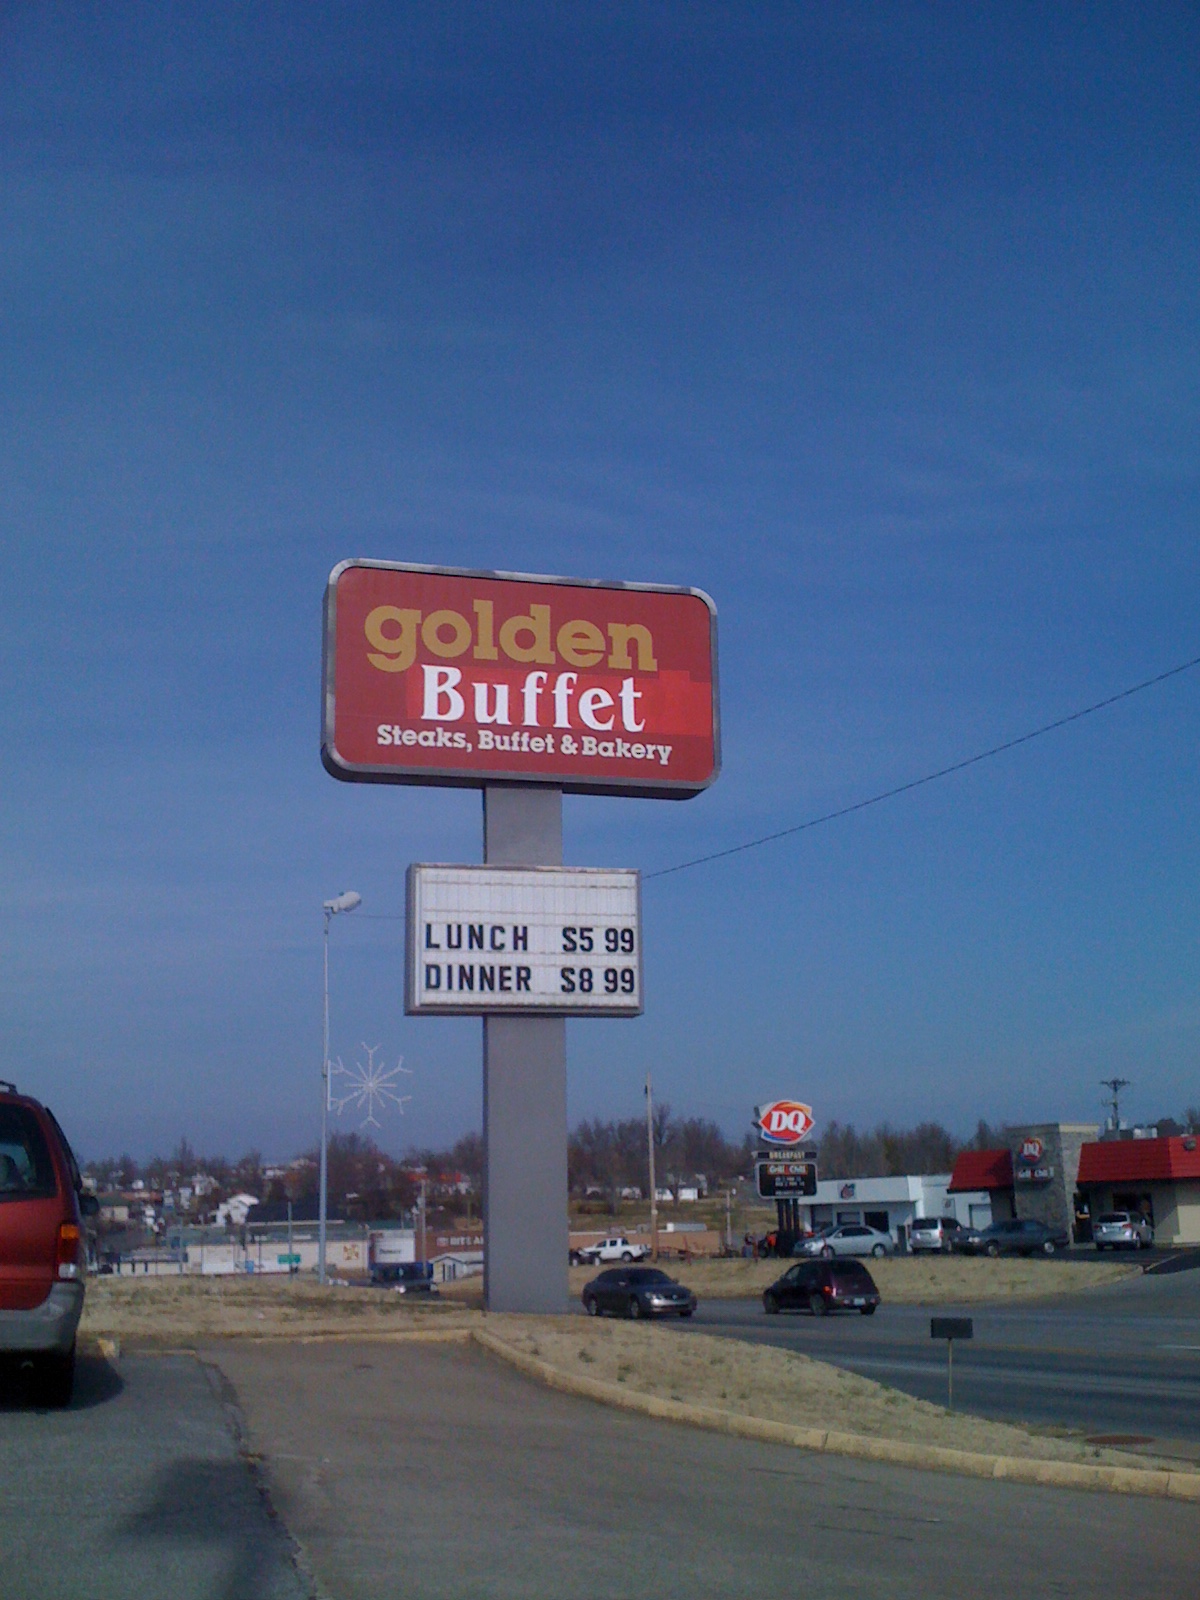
[0, 1106, 58, 1200]
[44, 1107, 83, 1192]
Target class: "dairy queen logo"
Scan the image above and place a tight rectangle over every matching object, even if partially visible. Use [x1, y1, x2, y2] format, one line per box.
[754, 1100, 815, 1147]
[1019, 1136, 1044, 1164]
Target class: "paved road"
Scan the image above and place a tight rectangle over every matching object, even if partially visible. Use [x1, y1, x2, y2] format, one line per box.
[683, 1266, 1200, 1459]
[4, 1331, 1198, 1599]
[0, 1348, 311, 1600]
[213, 1337, 1199, 1600]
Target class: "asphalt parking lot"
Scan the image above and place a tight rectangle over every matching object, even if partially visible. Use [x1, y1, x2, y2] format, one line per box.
[4, 1271, 1199, 1600]
[213, 1337, 1200, 1600]
[0, 1349, 309, 1600]
[682, 1262, 1200, 1459]
[8, 1337, 1192, 1600]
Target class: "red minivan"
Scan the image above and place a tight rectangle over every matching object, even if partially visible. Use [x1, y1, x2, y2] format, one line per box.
[0, 1082, 98, 1405]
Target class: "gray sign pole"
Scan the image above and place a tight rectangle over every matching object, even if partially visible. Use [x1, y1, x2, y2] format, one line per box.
[481, 786, 569, 1313]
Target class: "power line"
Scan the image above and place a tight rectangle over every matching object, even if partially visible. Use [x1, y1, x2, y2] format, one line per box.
[645, 652, 1200, 883]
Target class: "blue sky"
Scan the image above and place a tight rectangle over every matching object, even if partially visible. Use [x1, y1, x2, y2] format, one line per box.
[2, 4, 1197, 1161]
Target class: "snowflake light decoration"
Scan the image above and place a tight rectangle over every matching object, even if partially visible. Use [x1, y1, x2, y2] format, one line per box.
[330, 1043, 412, 1128]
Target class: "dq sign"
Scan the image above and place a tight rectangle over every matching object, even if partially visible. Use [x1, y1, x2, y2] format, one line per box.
[1018, 1136, 1045, 1165]
[754, 1101, 815, 1147]
[322, 561, 719, 799]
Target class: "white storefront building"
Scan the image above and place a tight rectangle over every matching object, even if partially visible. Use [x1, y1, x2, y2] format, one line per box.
[798, 1174, 992, 1241]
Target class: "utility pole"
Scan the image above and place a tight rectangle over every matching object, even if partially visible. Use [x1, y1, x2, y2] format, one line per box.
[320, 890, 361, 1286]
[645, 1070, 659, 1262]
[419, 1176, 428, 1269]
[1101, 1076, 1132, 1133]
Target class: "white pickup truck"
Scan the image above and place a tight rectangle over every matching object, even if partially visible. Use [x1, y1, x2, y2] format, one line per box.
[576, 1235, 651, 1264]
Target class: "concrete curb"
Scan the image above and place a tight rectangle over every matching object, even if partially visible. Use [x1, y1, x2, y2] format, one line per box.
[471, 1327, 1200, 1503]
[87, 1326, 476, 1353]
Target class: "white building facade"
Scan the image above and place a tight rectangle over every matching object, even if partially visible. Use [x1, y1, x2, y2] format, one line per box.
[799, 1174, 991, 1241]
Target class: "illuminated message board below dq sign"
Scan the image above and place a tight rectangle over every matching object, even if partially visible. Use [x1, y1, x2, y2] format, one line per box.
[322, 561, 718, 799]
[406, 865, 642, 1017]
[755, 1160, 818, 1199]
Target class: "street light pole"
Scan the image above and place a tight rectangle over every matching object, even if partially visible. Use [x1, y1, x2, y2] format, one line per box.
[319, 890, 361, 1286]
[645, 1070, 658, 1262]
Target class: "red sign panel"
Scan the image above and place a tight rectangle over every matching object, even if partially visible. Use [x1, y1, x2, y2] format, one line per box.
[754, 1101, 816, 1147]
[322, 562, 719, 798]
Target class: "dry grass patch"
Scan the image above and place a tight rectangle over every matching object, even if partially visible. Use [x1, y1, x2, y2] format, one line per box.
[484, 1315, 1167, 1471]
[80, 1273, 477, 1344]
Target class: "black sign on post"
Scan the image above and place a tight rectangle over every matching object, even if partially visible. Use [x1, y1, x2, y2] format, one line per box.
[930, 1317, 973, 1409]
[930, 1317, 974, 1341]
[755, 1159, 818, 1199]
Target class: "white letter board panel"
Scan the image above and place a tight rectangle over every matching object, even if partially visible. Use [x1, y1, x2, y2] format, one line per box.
[406, 865, 642, 1016]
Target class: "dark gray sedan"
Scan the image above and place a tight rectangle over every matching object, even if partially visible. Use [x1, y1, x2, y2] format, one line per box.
[958, 1218, 1069, 1256]
[582, 1267, 696, 1319]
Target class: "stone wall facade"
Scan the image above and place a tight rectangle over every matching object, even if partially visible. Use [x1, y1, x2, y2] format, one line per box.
[1009, 1123, 1098, 1241]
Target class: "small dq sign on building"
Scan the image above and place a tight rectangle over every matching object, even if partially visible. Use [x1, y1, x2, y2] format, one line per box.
[322, 561, 719, 798]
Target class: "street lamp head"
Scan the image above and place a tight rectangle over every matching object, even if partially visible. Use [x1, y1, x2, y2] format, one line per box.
[324, 890, 362, 915]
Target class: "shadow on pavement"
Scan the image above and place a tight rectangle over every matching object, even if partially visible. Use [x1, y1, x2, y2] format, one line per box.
[117, 1457, 306, 1600]
[0, 1350, 124, 1412]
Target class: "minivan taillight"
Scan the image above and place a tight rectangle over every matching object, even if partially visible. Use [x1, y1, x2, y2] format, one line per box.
[56, 1222, 82, 1279]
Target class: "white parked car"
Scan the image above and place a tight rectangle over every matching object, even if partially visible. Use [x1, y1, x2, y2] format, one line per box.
[1092, 1211, 1154, 1251]
[577, 1235, 651, 1264]
[799, 1224, 894, 1260]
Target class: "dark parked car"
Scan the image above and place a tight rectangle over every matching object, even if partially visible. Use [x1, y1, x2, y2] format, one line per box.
[370, 1261, 439, 1295]
[582, 1267, 696, 1319]
[763, 1258, 881, 1316]
[0, 1082, 98, 1406]
[959, 1218, 1069, 1257]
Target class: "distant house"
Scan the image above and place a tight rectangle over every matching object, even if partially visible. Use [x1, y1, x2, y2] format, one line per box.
[214, 1192, 261, 1228]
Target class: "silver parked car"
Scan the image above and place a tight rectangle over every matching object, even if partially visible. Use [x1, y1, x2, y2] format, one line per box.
[908, 1216, 973, 1254]
[1092, 1211, 1154, 1251]
[798, 1223, 894, 1259]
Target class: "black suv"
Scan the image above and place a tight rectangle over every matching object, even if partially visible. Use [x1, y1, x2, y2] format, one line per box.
[763, 1258, 880, 1316]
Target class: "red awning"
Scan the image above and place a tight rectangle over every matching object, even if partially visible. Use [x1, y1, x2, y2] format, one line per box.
[948, 1148, 1014, 1193]
[1077, 1136, 1200, 1186]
